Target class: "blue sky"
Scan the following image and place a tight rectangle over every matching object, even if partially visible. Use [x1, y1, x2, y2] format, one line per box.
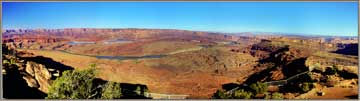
[2, 2, 358, 36]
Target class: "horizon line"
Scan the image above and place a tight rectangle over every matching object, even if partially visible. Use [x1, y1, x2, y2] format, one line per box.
[2, 27, 358, 37]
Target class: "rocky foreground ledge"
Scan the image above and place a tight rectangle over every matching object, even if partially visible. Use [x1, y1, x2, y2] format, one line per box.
[2, 45, 72, 98]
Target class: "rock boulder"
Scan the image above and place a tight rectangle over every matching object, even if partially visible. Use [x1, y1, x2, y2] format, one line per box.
[22, 74, 39, 88]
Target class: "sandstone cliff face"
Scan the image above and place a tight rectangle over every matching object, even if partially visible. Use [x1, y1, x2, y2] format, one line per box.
[4, 59, 55, 93]
[2, 46, 63, 95]
[25, 61, 53, 93]
[22, 73, 40, 88]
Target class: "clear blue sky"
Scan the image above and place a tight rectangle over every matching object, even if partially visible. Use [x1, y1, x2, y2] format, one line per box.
[2, 2, 358, 36]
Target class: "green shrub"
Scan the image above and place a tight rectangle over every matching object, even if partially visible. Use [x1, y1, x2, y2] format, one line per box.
[249, 82, 268, 94]
[212, 89, 231, 99]
[89, 63, 97, 68]
[46, 67, 97, 99]
[333, 65, 342, 71]
[101, 81, 122, 99]
[46, 64, 154, 99]
[300, 82, 313, 93]
[264, 92, 271, 99]
[233, 89, 253, 99]
[325, 67, 337, 75]
[313, 63, 324, 72]
[271, 92, 283, 99]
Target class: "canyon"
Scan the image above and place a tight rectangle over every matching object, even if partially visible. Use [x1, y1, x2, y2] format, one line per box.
[2, 28, 358, 99]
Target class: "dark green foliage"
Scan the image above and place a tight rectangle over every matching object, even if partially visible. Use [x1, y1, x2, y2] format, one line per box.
[212, 88, 253, 99]
[46, 67, 97, 99]
[249, 82, 268, 94]
[46, 65, 149, 99]
[136, 86, 141, 92]
[279, 81, 313, 94]
[294, 73, 313, 83]
[213, 82, 269, 99]
[89, 63, 97, 68]
[324, 67, 337, 75]
[300, 82, 313, 93]
[135, 86, 145, 96]
[212, 89, 232, 99]
[101, 81, 122, 99]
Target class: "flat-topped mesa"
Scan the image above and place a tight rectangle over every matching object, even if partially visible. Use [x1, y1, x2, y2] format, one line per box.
[2, 35, 68, 44]
[3, 28, 240, 43]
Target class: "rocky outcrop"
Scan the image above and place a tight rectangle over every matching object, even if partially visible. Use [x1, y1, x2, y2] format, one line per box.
[22, 74, 40, 88]
[26, 61, 52, 93]
[25, 62, 36, 77]
[2, 46, 63, 94]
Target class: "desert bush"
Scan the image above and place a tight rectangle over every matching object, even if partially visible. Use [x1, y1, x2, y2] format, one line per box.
[264, 92, 271, 99]
[233, 89, 253, 99]
[3, 59, 16, 65]
[46, 67, 97, 99]
[135, 86, 148, 96]
[47, 65, 128, 99]
[324, 67, 337, 75]
[333, 65, 343, 71]
[89, 63, 97, 68]
[101, 81, 122, 99]
[212, 89, 231, 99]
[300, 82, 313, 93]
[47, 65, 149, 99]
[249, 82, 268, 94]
[212, 87, 254, 99]
[271, 92, 283, 99]
[313, 63, 324, 72]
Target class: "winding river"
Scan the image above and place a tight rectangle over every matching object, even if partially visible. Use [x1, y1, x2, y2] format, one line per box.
[20, 44, 211, 61]
[56, 50, 167, 60]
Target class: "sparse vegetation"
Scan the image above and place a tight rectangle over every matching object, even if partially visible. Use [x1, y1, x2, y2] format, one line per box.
[249, 82, 268, 94]
[3, 59, 17, 65]
[212, 89, 231, 99]
[271, 92, 283, 99]
[233, 89, 253, 99]
[101, 81, 122, 99]
[313, 63, 324, 72]
[213, 82, 269, 99]
[300, 82, 314, 93]
[324, 67, 337, 75]
[46, 67, 98, 99]
[212, 88, 253, 99]
[3, 28, 358, 99]
[46, 64, 149, 99]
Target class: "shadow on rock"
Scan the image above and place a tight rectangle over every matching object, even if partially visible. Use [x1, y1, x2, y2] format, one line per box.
[345, 95, 358, 99]
[281, 58, 309, 78]
[20, 56, 74, 72]
[3, 67, 47, 99]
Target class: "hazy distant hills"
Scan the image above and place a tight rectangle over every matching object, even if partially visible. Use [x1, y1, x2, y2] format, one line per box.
[2, 28, 357, 45]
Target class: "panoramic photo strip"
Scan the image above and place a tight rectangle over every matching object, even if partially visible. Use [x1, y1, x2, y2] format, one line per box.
[1, 1, 359, 99]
